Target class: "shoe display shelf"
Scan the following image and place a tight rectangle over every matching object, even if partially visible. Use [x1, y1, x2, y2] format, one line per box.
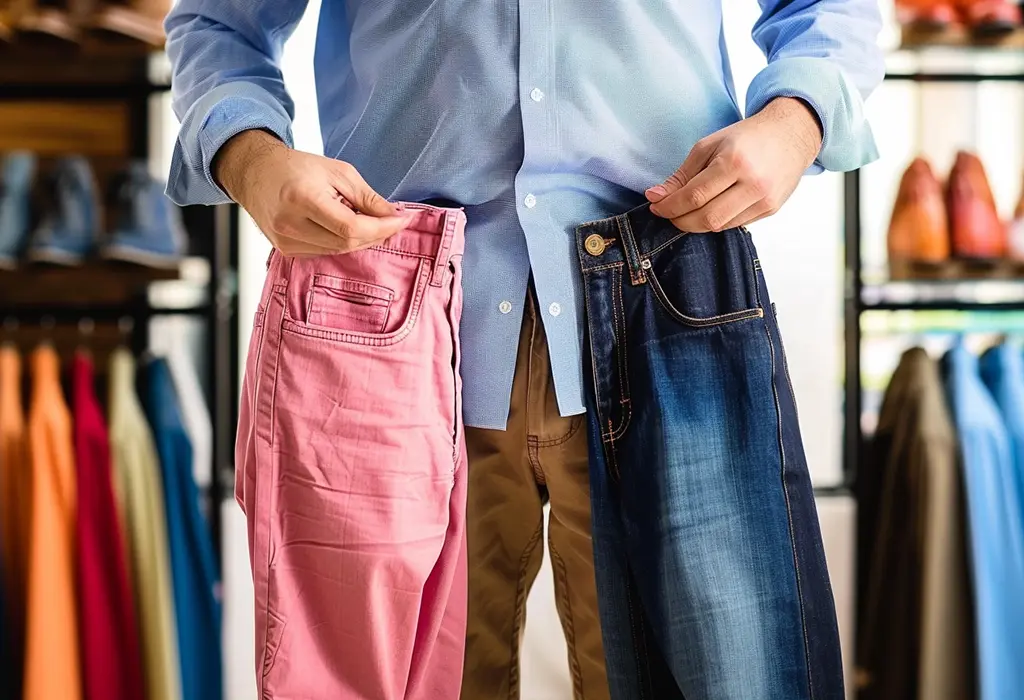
[843, 46, 1024, 476]
[0, 44, 239, 565]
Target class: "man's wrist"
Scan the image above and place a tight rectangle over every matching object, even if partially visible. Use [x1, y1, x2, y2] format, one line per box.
[757, 96, 823, 166]
[213, 129, 286, 202]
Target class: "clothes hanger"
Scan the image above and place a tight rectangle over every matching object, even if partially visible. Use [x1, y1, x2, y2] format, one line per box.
[77, 317, 94, 360]
[1, 317, 18, 351]
[37, 315, 55, 349]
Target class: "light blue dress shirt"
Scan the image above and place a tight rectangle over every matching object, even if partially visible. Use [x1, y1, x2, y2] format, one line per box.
[165, 0, 883, 429]
[945, 343, 1024, 700]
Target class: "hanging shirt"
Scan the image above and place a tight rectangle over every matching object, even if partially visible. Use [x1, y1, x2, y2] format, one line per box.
[977, 344, 1024, 668]
[108, 349, 182, 700]
[0, 345, 29, 697]
[140, 357, 222, 700]
[148, 318, 213, 490]
[943, 343, 1024, 700]
[857, 347, 975, 700]
[72, 353, 146, 700]
[23, 345, 81, 700]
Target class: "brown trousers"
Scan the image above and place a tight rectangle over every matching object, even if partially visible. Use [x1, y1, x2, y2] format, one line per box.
[462, 293, 609, 700]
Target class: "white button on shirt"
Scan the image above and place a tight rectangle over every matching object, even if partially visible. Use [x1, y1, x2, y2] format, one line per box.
[549, 302, 561, 317]
[530, 87, 544, 102]
[499, 301, 513, 314]
[524, 193, 537, 208]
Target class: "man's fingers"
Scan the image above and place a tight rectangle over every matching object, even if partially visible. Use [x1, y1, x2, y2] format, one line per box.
[670, 183, 761, 233]
[305, 195, 413, 248]
[332, 163, 398, 217]
[651, 157, 735, 220]
[722, 200, 773, 230]
[646, 137, 715, 202]
[272, 216, 356, 251]
[273, 236, 340, 258]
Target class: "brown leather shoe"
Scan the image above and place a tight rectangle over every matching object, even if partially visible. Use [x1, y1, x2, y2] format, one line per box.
[948, 151, 1006, 260]
[16, 0, 80, 42]
[957, 0, 1021, 34]
[91, 0, 169, 47]
[897, 0, 960, 29]
[887, 157, 951, 268]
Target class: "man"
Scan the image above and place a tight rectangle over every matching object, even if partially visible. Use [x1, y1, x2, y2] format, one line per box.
[165, 1, 882, 698]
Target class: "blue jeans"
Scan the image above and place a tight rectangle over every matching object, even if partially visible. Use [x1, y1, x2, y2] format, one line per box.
[575, 203, 843, 700]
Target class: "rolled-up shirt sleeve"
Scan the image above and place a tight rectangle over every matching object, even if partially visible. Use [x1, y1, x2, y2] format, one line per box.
[745, 0, 885, 173]
[163, 0, 309, 205]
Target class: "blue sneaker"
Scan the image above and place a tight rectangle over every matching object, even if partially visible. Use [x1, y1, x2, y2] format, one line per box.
[101, 161, 186, 268]
[0, 151, 37, 270]
[27, 155, 100, 266]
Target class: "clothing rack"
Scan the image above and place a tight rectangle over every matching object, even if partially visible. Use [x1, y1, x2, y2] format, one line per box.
[842, 55, 1024, 483]
[0, 48, 240, 565]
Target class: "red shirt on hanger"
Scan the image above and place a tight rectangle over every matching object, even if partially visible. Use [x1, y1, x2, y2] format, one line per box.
[73, 352, 145, 700]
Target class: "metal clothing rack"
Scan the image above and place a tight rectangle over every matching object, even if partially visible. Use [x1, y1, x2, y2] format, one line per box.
[0, 52, 240, 564]
[842, 52, 1024, 482]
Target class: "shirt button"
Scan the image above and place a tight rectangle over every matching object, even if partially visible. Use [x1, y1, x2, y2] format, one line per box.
[524, 194, 537, 208]
[548, 302, 561, 317]
[530, 87, 544, 102]
[499, 300, 513, 314]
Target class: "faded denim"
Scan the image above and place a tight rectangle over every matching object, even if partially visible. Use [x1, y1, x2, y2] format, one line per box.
[576, 203, 843, 700]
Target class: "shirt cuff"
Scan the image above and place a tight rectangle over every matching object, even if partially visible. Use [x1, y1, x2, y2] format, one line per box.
[166, 82, 295, 206]
[745, 57, 878, 174]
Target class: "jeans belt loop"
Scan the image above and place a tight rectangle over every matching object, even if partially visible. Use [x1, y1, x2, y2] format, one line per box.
[616, 213, 647, 286]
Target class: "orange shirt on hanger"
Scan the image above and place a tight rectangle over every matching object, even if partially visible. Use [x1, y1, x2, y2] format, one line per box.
[23, 345, 82, 700]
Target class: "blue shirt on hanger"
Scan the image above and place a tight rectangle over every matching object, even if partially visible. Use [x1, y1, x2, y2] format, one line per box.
[141, 358, 223, 700]
[944, 342, 1024, 700]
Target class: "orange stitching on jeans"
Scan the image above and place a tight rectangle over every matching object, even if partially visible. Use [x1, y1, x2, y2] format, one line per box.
[601, 268, 631, 442]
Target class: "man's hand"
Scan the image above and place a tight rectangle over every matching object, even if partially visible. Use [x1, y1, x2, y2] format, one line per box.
[214, 130, 414, 257]
[645, 97, 823, 233]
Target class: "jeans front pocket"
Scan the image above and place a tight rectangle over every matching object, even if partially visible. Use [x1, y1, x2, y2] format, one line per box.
[645, 228, 763, 328]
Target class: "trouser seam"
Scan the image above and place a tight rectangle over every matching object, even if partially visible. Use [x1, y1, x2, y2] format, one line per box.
[508, 520, 545, 699]
[766, 322, 815, 699]
[624, 574, 651, 700]
[549, 540, 586, 699]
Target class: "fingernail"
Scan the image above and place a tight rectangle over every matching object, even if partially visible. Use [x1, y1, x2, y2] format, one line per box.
[646, 185, 668, 199]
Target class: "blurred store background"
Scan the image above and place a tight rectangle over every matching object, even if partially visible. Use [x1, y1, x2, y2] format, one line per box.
[1, 0, 1023, 698]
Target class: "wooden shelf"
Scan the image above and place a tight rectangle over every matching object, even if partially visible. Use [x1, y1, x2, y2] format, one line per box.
[0, 261, 180, 307]
[889, 257, 1024, 281]
[900, 25, 1024, 50]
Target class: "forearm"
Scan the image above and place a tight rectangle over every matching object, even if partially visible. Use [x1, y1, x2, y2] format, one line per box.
[748, 0, 885, 172]
[212, 130, 288, 203]
[163, 0, 308, 206]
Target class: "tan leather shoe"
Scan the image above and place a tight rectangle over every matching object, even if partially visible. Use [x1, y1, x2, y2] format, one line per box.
[91, 0, 169, 47]
[897, 0, 960, 29]
[948, 151, 1006, 260]
[957, 0, 1021, 34]
[887, 157, 951, 268]
[16, 0, 79, 42]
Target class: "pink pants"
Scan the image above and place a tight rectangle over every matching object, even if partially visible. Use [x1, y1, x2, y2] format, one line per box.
[235, 203, 468, 700]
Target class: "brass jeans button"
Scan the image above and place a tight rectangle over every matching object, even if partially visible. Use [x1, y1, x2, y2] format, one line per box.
[584, 233, 606, 256]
